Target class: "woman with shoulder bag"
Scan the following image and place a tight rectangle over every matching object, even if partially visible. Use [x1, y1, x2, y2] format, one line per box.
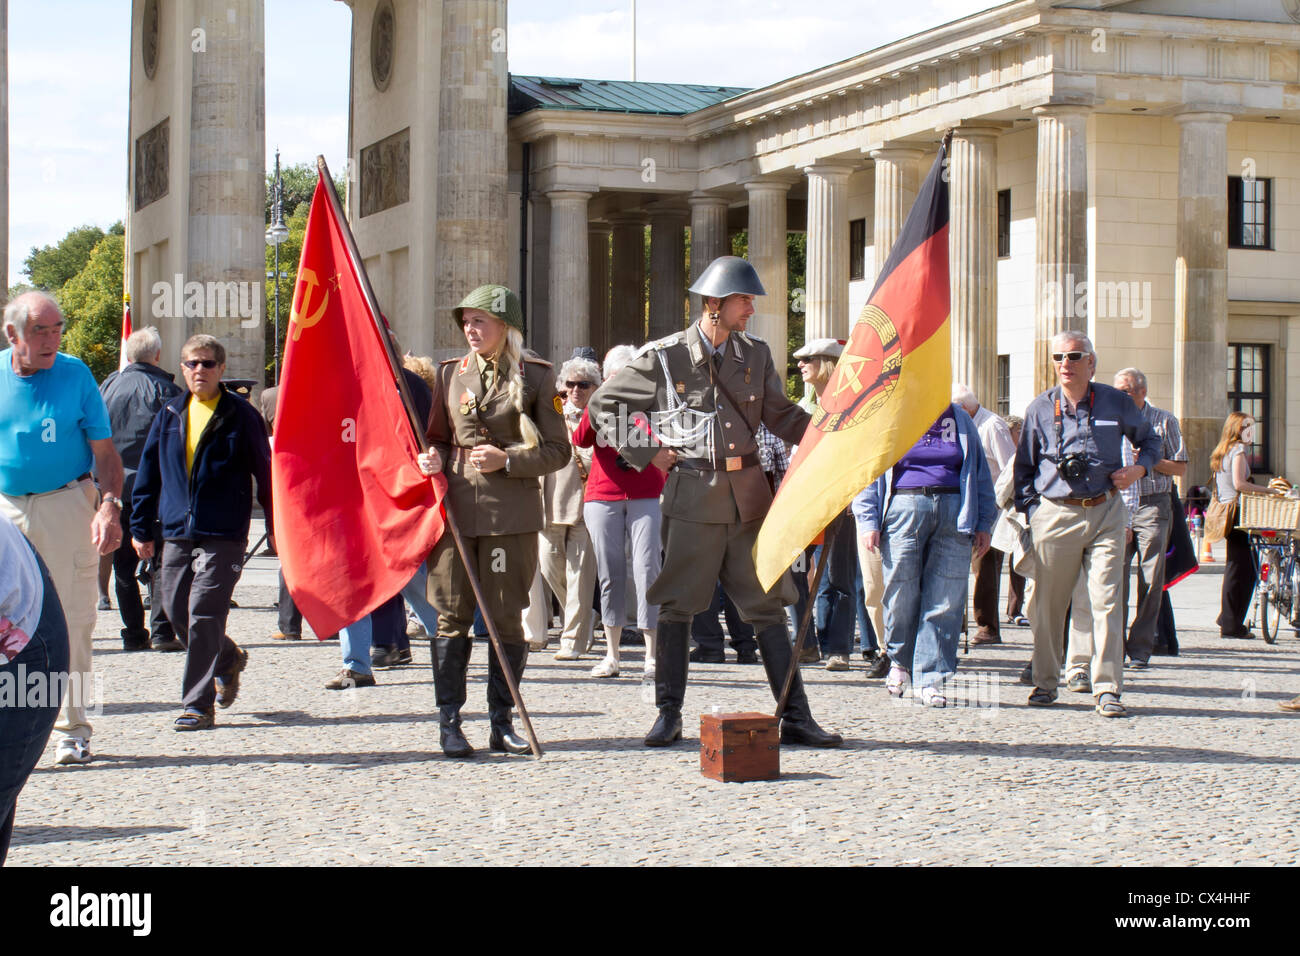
[1209, 411, 1278, 640]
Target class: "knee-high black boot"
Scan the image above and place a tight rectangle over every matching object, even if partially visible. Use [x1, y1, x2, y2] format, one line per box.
[755, 623, 843, 747]
[645, 620, 690, 747]
[432, 637, 474, 757]
[488, 643, 531, 755]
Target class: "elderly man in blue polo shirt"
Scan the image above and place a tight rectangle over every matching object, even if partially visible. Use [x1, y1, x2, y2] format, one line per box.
[0, 292, 125, 765]
[1013, 330, 1161, 718]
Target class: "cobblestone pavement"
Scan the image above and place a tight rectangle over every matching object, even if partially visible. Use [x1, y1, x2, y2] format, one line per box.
[10, 543, 1300, 866]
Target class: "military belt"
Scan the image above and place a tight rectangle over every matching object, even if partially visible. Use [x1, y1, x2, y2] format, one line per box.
[676, 452, 760, 473]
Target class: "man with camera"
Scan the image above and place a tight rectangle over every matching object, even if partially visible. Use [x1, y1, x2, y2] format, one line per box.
[1013, 331, 1161, 717]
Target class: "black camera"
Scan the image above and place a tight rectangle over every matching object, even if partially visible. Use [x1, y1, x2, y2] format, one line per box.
[1057, 453, 1089, 481]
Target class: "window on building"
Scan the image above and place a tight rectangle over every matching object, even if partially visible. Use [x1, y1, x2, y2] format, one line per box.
[997, 189, 1011, 259]
[849, 218, 866, 281]
[996, 354, 1010, 417]
[1228, 176, 1271, 249]
[1228, 343, 1270, 473]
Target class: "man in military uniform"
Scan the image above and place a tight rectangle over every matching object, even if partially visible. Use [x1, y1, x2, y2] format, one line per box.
[420, 284, 570, 757]
[588, 256, 842, 748]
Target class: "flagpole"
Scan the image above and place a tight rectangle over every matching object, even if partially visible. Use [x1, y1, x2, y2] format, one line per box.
[775, 522, 834, 719]
[313, 155, 544, 760]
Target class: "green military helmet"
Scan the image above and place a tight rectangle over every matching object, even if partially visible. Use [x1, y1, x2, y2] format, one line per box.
[452, 284, 524, 332]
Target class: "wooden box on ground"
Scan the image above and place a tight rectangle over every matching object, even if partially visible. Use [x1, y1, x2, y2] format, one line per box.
[699, 712, 780, 782]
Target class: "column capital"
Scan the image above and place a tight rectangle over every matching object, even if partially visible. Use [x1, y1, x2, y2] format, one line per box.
[544, 187, 595, 203]
[800, 162, 856, 181]
[946, 123, 1008, 142]
[645, 202, 690, 222]
[866, 144, 926, 161]
[1173, 110, 1234, 127]
[687, 192, 730, 210]
[587, 220, 613, 235]
[606, 209, 647, 225]
[741, 177, 794, 195]
[1030, 103, 1094, 121]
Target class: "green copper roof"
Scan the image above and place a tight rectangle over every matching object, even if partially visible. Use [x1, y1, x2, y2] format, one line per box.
[509, 75, 750, 117]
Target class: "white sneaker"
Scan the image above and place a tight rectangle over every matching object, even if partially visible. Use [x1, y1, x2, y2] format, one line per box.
[919, 686, 948, 708]
[825, 653, 850, 671]
[55, 737, 92, 766]
[553, 641, 582, 661]
[590, 657, 619, 678]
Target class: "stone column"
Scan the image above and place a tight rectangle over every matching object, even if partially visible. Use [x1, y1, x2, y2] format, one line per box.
[949, 127, 1001, 406]
[688, 193, 729, 316]
[647, 206, 688, 340]
[436, 0, 509, 351]
[609, 212, 647, 345]
[868, 146, 923, 282]
[187, 0, 265, 382]
[588, 221, 611, 357]
[1174, 112, 1232, 491]
[1033, 105, 1090, 394]
[802, 164, 854, 342]
[744, 179, 790, 356]
[546, 190, 591, 367]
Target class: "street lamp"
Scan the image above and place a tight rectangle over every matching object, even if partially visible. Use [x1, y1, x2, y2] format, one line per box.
[265, 148, 290, 382]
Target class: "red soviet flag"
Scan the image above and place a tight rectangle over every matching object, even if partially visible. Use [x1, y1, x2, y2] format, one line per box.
[272, 174, 446, 638]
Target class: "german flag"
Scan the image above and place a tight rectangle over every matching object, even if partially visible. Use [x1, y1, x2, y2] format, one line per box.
[755, 141, 951, 589]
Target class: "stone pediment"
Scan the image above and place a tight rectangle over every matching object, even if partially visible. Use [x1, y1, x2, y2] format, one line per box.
[1051, 0, 1300, 23]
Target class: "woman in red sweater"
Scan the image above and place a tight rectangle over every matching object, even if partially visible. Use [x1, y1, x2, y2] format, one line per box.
[574, 345, 668, 679]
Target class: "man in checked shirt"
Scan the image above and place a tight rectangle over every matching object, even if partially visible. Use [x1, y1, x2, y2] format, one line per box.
[1112, 367, 1187, 669]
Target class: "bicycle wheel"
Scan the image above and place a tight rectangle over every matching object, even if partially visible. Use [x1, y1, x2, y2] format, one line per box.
[1262, 562, 1281, 644]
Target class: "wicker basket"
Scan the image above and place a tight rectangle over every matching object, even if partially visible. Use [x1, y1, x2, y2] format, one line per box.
[1237, 492, 1300, 531]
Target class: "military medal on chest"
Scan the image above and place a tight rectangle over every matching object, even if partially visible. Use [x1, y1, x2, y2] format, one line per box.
[459, 390, 476, 416]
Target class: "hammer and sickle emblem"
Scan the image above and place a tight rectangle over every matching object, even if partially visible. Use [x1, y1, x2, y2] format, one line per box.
[832, 354, 875, 399]
[289, 267, 330, 341]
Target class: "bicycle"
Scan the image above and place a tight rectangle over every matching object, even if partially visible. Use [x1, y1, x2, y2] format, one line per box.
[1247, 530, 1300, 644]
[1239, 491, 1300, 644]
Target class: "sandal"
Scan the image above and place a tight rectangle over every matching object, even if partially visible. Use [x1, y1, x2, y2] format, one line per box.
[1095, 693, 1128, 718]
[919, 686, 947, 708]
[1027, 687, 1057, 707]
[174, 708, 215, 731]
[590, 657, 619, 678]
[885, 664, 910, 697]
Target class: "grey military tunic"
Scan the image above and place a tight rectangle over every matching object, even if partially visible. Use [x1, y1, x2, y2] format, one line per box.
[588, 321, 809, 625]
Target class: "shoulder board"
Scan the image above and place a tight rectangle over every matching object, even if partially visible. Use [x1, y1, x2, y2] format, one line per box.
[738, 330, 765, 345]
[634, 331, 686, 359]
[439, 357, 459, 365]
[523, 355, 553, 368]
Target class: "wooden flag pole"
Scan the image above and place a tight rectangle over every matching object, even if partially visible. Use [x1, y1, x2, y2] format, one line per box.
[313, 156, 543, 759]
[775, 521, 834, 720]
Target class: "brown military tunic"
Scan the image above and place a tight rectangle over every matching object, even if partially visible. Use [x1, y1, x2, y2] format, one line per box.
[587, 321, 809, 626]
[425, 351, 570, 643]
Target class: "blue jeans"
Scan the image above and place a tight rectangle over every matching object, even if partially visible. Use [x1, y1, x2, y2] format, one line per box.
[339, 592, 407, 671]
[880, 492, 971, 690]
[401, 561, 439, 637]
[0, 551, 69, 864]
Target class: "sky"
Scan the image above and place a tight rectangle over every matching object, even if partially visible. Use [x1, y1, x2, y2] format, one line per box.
[7, 0, 1000, 286]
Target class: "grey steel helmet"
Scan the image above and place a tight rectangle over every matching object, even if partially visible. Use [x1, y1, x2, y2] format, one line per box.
[688, 256, 766, 299]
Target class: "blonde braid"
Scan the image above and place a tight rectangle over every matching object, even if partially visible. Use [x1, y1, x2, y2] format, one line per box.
[498, 327, 540, 452]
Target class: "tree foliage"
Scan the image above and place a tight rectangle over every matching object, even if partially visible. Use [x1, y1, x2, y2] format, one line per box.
[23, 223, 122, 292]
[59, 234, 124, 381]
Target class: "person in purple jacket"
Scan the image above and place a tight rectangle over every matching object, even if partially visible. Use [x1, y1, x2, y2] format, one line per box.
[852, 404, 996, 707]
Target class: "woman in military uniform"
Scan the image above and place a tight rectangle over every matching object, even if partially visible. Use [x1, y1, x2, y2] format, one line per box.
[416, 285, 569, 758]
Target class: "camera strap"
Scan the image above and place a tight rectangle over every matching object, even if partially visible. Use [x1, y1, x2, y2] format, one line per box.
[1053, 383, 1093, 457]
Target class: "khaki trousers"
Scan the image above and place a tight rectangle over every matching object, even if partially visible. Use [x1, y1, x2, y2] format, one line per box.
[537, 522, 597, 651]
[1028, 494, 1126, 696]
[1, 480, 99, 741]
[428, 530, 536, 646]
[855, 534, 886, 646]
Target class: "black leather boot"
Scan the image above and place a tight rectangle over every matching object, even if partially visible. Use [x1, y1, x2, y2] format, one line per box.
[755, 623, 843, 747]
[431, 636, 474, 758]
[487, 643, 531, 755]
[645, 620, 689, 747]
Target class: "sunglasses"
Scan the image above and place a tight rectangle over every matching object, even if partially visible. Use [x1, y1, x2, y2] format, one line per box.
[182, 359, 219, 369]
[1052, 351, 1089, 364]
[565, 381, 594, 390]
